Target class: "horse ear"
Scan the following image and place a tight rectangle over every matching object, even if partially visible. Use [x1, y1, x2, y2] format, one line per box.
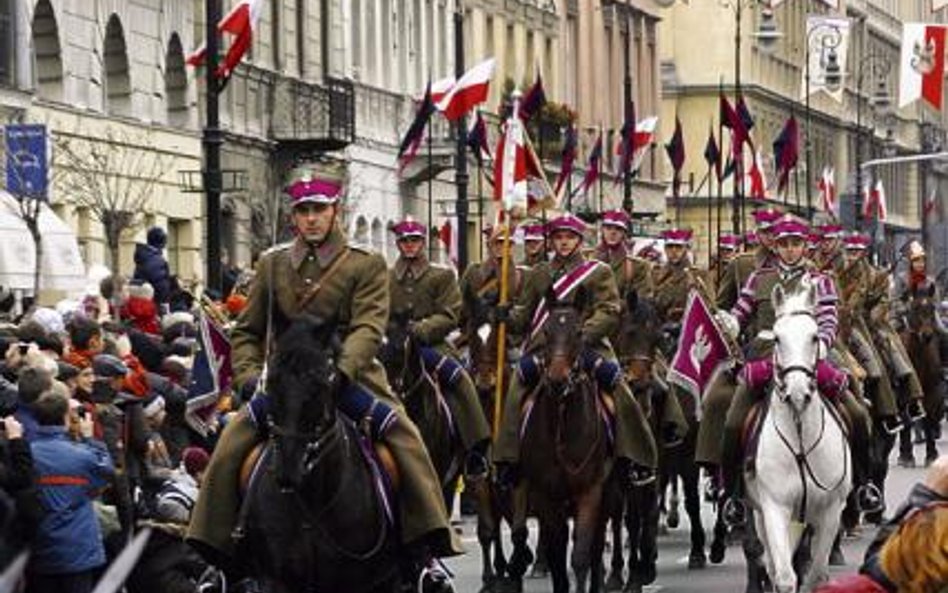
[772, 284, 786, 312]
[626, 289, 639, 313]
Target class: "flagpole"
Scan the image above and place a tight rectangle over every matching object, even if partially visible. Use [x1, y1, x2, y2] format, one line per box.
[707, 155, 713, 269]
[204, 0, 223, 292]
[428, 117, 435, 260]
[566, 140, 574, 212]
[598, 123, 604, 214]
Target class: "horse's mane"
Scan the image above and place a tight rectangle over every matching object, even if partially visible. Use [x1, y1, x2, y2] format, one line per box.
[272, 316, 337, 375]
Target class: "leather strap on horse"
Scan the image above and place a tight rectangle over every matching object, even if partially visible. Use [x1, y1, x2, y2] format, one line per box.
[297, 248, 351, 310]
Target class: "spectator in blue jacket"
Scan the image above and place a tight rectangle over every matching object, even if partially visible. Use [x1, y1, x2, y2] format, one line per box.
[133, 227, 172, 306]
[27, 383, 114, 593]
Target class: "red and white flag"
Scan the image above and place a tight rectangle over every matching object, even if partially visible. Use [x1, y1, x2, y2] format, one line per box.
[437, 58, 496, 121]
[439, 217, 458, 266]
[925, 187, 938, 218]
[899, 23, 948, 110]
[818, 166, 838, 217]
[629, 116, 659, 173]
[748, 150, 767, 200]
[863, 179, 888, 221]
[187, 0, 264, 78]
[430, 76, 456, 105]
[492, 103, 529, 211]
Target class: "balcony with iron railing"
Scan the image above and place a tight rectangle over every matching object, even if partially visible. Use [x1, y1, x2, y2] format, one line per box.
[270, 75, 355, 156]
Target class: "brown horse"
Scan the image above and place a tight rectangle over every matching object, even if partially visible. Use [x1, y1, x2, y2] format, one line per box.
[466, 310, 534, 592]
[899, 284, 944, 466]
[520, 287, 610, 593]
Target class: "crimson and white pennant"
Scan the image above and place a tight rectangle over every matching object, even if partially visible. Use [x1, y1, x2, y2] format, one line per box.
[899, 23, 948, 110]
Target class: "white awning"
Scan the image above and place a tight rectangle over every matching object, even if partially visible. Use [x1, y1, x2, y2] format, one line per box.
[0, 190, 85, 295]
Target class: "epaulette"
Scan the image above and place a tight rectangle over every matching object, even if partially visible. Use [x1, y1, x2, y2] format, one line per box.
[348, 242, 375, 256]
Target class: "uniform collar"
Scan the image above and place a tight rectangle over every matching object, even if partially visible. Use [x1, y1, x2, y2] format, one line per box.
[595, 242, 627, 265]
[552, 249, 585, 272]
[395, 255, 430, 280]
[289, 227, 347, 270]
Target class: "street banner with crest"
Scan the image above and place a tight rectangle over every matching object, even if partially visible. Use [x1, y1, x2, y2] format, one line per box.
[668, 290, 734, 419]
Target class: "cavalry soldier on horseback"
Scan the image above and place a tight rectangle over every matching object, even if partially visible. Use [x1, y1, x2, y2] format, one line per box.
[714, 216, 881, 525]
[388, 217, 493, 480]
[188, 160, 459, 593]
[716, 208, 781, 311]
[839, 235, 925, 433]
[521, 220, 548, 267]
[494, 213, 659, 487]
[595, 211, 688, 449]
[709, 233, 741, 291]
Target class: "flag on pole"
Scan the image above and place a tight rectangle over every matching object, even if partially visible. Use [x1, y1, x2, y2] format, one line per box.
[665, 117, 685, 199]
[437, 58, 496, 120]
[614, 101, 637, 182]
[863, 179, 888, 221]
[519, 72, 547, 121]
[925, 186, 938, 218]
[748, 150, 767, 200]
[704, 127, 722, 181]
[802, 16, 851, 102]
[396, 82, 436, 174]
[818, 166, 838, 217]
[431, 76, 456, 105]
[577, 132, 603, 196]
[772, 115, 799, 192]
[186, 311, 233, 437]
[466, 110, 492, 167]
[629, 116, 659, 174]
[899, 23, 948, 110]
[492, 102, 529, 211]
[187, 0, 265, 78]
[554, 124, 578, 197]
[668, 291, 734, 418]
[439, 217, 458, 265]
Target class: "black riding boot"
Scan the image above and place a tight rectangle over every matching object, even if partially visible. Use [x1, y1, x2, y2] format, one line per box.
[925, 418, 941, 466]
[720, 427, 747, 527]
[849, 420, 883, 514]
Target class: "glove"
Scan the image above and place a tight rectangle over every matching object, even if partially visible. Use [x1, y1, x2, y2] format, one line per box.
[715, 310, 740, 340]
[581, 349, 621, 391]
[407, 321, 429, 346]
[337, 380, 398, 440]
[517, 354, 543, 388]
[238, 374, 261, 405]
[817, 339, 829, 361]
[491, 303, 511, 325]
[247, 391, 271, 434]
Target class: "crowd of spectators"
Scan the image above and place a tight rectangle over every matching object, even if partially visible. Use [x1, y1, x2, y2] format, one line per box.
[0, 227, 249, 593]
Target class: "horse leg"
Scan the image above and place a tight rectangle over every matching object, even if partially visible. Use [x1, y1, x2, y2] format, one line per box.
[666, 472, 681, 530]
[604, 478, 625, 592]
[682, 462, 706, 569]
[827, 529, 845, 566]
[473, 480, 498, 591]
[638, 483, 660, 587]
[742, 509, 769, 593]
[571, 483, 605, 593]
[925, 417, 940, 466]
[545, 513, 571, 593]
[757, 501, 797, 593]
[622, 486, 641, 593]
[505, 484, 533, 582]
[801, 515, 843, 592]
[897, 421, 916, 467]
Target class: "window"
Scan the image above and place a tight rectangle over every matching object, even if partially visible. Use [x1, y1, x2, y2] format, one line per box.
[32, 0, 63, 100]
[165, 34, 188, 127]
[0, 0, 14, 88]
[104, 15, 131, 116]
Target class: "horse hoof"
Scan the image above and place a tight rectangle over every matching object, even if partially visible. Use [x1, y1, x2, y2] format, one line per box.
[828, 546, 846, 566]
[507, 546, 534, 579]
[640, 563, 656, 585]
[898, 455, 916, 468]
[621, 581, 642, 593]
[529, 564, 548, 579]
[709, 535, 726, 564]
[926, 451, 939, 467]
[496, 577, 522, 593]
[688, 550, 707, 569]
[666, 510, 680, 529]
[604, 571, 624, 591]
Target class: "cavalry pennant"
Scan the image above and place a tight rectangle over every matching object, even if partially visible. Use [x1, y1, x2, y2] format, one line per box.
[668, 291, 733, 418]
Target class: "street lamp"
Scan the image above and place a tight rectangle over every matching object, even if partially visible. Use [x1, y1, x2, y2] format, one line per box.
[601, 0, 636, 217]
[454, 0, 469, 271]
[804, 21, 842, 221]
[720, 0, 782, 236]
[853, 52, 893, 231]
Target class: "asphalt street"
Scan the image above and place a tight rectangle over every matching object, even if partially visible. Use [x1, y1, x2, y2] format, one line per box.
[443, 430, 943, 593]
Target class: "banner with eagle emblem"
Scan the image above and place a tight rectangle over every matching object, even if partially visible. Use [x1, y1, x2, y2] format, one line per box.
[668, 290, 734, 418]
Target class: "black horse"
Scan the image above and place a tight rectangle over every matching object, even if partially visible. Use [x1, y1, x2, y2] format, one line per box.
[237, 317, 402, 593]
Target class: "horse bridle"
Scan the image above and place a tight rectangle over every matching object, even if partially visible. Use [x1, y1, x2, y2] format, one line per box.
[770, 309, 848, 523]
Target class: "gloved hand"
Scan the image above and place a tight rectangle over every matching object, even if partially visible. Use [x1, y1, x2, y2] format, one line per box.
[817, 339, 829, 361]
[581, 349, 621, 391]
[491, 303, 511, 325]
[407, 321, 429, 346]
[715, 310, 739, 340]
[238, 374, 261, 406]
[246, 391, 271, 434]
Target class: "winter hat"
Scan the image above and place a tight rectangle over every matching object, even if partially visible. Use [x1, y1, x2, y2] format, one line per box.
[147, 226, 168, 249]
[161, 311, 195, 332]
[182, 446, 210, 476]
[29, 308, 65, 337]
[127, 280, 155, 301]
[92, 354, 129, 378]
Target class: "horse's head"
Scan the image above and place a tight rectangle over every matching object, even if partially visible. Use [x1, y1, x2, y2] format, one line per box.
[542, 286, 586, 391]
[616, 290, 661, 385]
[267, 315, 343, 490]
[380, 307, 414, 390]
[771, 278, 819, 414]
[907, 284, 938, 342]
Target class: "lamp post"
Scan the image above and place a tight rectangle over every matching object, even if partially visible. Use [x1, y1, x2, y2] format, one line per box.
[804, 22, 842, 221]
[853, 53, 892, 231]
[454, 0, 469, 271]
[720, 0, 780, 237]
[204, 0, 223, 293]
[601, 0, 636, 216]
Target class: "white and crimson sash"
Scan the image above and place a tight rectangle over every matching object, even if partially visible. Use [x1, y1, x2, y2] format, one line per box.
[527, 259, 602, 342]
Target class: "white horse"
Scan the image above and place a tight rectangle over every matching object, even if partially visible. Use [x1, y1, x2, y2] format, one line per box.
[745, 277, 852, 593]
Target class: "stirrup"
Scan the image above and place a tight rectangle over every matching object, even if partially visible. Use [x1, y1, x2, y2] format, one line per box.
[856, 483, 884, 514]
[907, 401, 926, 422]
[723, 497, 747, 528]
[418, 558, 454, 593]
[881, 417, 903, 436]
[463, 451, 489, 483]
[628, 464, 657, 487]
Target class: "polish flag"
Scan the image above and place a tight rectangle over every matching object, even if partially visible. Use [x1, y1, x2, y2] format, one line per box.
[925, 187, 938, 218]
[818, 166, 838, 217]
[187, 0, 264, 78]
[430, 76, 456, 105]
[899, 23, 948, 110]
[630, 116, 659, 173]
[748, 150, 767, 200]
[437, 58, 496, 121]
[492, 102, 529, 211]
[863, 179, 887, 221]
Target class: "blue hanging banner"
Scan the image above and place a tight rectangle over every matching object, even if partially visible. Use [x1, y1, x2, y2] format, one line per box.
[5, 124, 48, 199]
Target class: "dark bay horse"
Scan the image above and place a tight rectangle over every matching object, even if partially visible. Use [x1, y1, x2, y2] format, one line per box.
[520, 288, 609, 593]
[380, 309, 463, 497]
[238, 317, 401, 593]
[466, 307, 534, 592]
[899, 285, 945, 466]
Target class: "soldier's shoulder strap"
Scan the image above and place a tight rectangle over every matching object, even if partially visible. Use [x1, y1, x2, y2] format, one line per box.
[347, 243, 376, 256]
[260, 241, 292, 258]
